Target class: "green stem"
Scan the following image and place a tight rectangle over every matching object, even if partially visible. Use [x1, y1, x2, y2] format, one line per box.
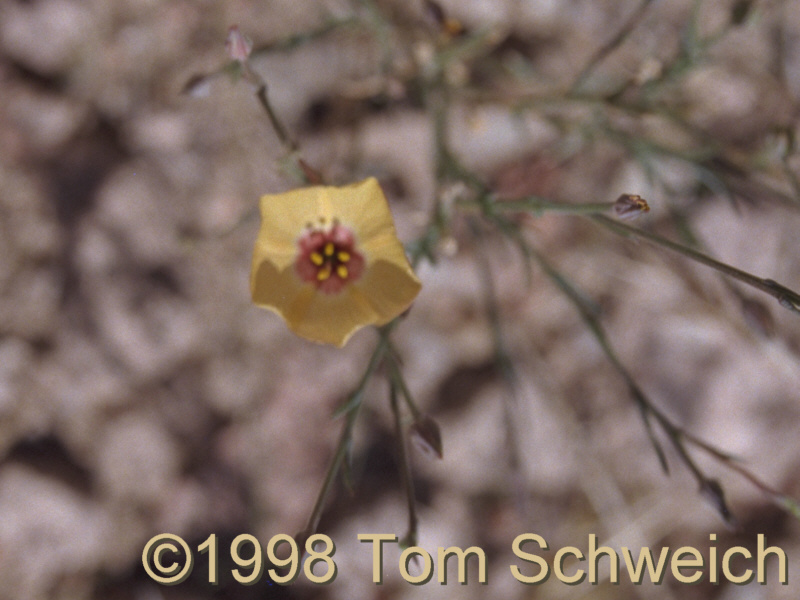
[302, 325, 394, 538]
[528, 242, 736, 521]
[527, 243, 670, 473]
[302, 406, 360, 538]
[479, 196, 615, 216]
[590, 214, 800, 314]
[571, 0, 655, 92]
[388, 355, 422, 420]
[389, 376, 418, 547]
[255, 83, 297, 152]
[251, 16, 359, 55]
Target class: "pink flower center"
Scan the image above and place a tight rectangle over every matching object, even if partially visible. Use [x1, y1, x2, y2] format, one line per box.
[296, 222, 365, 294]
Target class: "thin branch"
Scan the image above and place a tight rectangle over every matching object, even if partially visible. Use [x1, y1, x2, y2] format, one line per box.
[298, 324, 394, 544]
[590, 214, 800, 314]
[389, 374, 419, 548]
[472, 196, 615, 217]
[571, 0, 655, 92]
[526, 243, 671, 475]
[251, 16, 359, 55]
[471, 219, 530, 513]
[387, 353, 422, 420]
[254, 83, 298, 152]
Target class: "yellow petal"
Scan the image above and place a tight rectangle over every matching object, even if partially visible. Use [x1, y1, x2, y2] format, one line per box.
[255, 186, 332, 272]
[258, 186, 332, 239]
[250, 259, 311, 324]
[287, 287, 380, 347]
[350, 260, 422, 326]
[253, 236, 296, 272]
[324, 177, 398, 245]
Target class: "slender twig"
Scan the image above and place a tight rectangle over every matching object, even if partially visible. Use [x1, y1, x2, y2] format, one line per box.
[571, 0, 655, 92]
[527, 242, 738, 521]
[471, 220, 517, 386]
[389, 374, 419, 547]
[471, 219, 530, 512]
[251, 16, 359, 55]
[254, 84, 298, 152]
[355, 0, 395, 76]
[300, 398, 362, 540]
[589, 214, 800, 314]
[387, 354, 422, 420]
[477, 196, 615, 216]
[525, 242, 670, 473]
[299, 324, 394, 542]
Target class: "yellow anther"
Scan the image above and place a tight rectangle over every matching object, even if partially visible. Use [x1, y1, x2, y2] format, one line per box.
[317, 265, 331, 281]
[336, 265, 349, 279]
[324, 242, 335, 257]
[337, 251, 350, 262]
[310, 252, 324, 266]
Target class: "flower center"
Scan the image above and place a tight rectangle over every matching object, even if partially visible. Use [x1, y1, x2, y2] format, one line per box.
[296, 222, 365, 294]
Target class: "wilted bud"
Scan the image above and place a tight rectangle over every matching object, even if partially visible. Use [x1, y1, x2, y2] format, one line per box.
[226, 25, 253, 62]
[613, 194, 650, 220]
[410, 414, 443, 459]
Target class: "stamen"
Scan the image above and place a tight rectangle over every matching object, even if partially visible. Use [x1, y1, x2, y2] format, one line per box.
[295, 221, 364, 293]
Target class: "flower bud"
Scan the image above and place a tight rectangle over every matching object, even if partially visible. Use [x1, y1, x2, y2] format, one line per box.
[613, 194, 650, 220]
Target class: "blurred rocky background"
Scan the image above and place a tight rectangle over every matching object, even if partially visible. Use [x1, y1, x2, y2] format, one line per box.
[1, 0, 800, 599]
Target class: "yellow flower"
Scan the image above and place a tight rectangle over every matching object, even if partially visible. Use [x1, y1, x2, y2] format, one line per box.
[251, 177, 422, 347]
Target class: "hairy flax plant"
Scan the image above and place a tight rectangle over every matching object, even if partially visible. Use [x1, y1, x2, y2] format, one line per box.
[189, 0, 800, 547]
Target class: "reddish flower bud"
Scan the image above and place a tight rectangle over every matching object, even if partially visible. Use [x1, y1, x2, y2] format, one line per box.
[226, 25, 253, 62]
[613, 194, 650, 220]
